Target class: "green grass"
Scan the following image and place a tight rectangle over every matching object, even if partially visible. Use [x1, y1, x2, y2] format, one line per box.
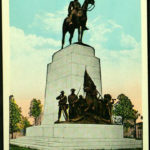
[10, 145, 37, 150]
[95, 149, 142, 150]
[117, 149, 142, 150]
[10, 144, 142, 150]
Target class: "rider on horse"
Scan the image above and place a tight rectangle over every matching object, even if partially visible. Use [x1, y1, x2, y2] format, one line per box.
[68, 0, 89, 30]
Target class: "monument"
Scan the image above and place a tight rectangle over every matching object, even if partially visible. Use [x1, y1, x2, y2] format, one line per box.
[10, 0, 142, 149]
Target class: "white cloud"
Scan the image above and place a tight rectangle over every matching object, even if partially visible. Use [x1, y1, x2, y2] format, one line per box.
[10, 26, 59, 101]
[29, 5, 68, 33]
[87, 17, 141, 60]
[121, 33, 139, 48]
[107, 20, 122, 29]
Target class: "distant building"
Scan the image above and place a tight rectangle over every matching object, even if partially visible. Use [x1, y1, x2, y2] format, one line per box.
[123, 119, 143, 139]
[123, 119, 135, 138]
[136, 122, 143, 139]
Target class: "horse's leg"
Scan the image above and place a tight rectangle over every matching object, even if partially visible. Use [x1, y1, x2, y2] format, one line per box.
[69, 29, 75, 45]
[61, 18, 68, 49]
[61, 30, 67, 49]
[81, 28, 84, 43]
[78, 26, 82, 43]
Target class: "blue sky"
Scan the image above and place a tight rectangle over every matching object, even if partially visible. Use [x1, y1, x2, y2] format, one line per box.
[10, 0, 141, 41]
[9, 0, 142, 116]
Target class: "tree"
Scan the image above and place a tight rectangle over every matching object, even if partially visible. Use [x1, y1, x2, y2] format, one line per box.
[19, 116, 31, 135]
[9, 95, 22, 139]
[113, 94, 135, 124]
[29, 99, 42, 125]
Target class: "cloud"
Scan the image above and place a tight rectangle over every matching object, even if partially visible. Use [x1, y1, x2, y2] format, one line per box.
[87, 17, 140, 51]
[107, 20, 122, 29]
[29, 5, 68, 34]
[10, 26, 60, 102]
[121, 33, 139, 49]
[87, 19, 141, 79]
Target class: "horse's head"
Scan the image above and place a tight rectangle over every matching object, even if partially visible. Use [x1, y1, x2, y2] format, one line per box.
[87, 0, 95, 5]
[83, 0, 95, 11]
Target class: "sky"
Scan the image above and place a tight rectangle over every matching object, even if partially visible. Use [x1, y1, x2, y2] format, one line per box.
[9, 0, 142, 122]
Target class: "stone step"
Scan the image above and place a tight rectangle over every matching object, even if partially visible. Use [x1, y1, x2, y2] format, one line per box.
[13, 136, 141, 142]
[10, 141, 142, 150]
[14, 136, 142, 144]
[13, 139, 140, 145]
[10, 142, 142, 150]
[11, 137, 142, 145]
[10, 137, 142, 150]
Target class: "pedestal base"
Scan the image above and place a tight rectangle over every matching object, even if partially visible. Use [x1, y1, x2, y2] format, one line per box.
[10, 124, 143, 149]
[26, 124, 123, 139]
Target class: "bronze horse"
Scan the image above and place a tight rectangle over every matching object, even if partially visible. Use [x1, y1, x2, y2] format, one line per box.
[61, 0, 95, 49]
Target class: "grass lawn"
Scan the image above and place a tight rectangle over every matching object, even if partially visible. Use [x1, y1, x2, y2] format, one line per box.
[118, 149, 142, 150]
[10, 145, 142, 150]
[10, 145, 37, 150]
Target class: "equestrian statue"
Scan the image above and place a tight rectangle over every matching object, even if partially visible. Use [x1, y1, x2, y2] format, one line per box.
[61, 0, 95, 49]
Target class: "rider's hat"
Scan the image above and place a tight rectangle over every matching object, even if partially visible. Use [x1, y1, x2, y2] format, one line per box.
[71, 88, 76, 92]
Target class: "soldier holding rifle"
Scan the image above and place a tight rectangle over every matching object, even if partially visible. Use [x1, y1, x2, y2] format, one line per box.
[56, 91, 68, 123]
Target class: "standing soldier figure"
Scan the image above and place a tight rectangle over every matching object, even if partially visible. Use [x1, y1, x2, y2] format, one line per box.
[68, 88, 78, 120]
[56, 91, 68, 123]
[78, 95, 87, 115]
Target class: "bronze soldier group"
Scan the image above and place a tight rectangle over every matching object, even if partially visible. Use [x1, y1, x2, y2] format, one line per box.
[55, 69, 114, 124]
[55, 88, 115, 124]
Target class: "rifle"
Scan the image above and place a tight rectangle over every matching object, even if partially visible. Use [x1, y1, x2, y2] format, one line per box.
[77, 85, 82, 96]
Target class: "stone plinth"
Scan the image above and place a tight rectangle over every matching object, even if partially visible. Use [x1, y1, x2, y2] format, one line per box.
[42, 44, 102, 125]
[26, 124, 123, 139]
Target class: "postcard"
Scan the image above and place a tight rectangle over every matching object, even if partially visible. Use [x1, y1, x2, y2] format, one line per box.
[3, 0, 148, 149]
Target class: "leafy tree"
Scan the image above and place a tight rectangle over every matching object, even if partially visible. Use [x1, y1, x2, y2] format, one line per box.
[19, 116, 31, 135]
[113, 94, 141, 138]
[9, 95, 22, 139]
[29, 99, 42, 125]
[112, 94, 136, 124]
[123, 121, 134, 129]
